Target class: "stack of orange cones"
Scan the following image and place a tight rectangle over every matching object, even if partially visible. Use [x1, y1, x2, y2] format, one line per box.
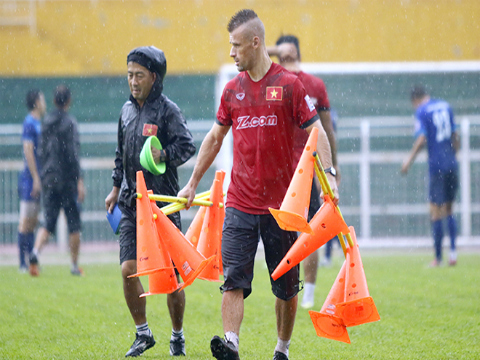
[308, 226, 380, 342]
[132, 171, 215, 296]
[269, 127, 319, 234]
[196, 170, 226, 282]
[268, 127, 379, 343]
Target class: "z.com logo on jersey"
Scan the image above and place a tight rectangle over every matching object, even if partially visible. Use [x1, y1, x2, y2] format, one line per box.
[236, 115, 278, 130]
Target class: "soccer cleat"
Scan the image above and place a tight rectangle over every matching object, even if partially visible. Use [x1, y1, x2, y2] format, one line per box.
[273, 351, 289, 360]
[29, 253, 39, 277]
[449, 251, 457, 266]
[210, 335, 240, 360]
[125, 332, 156, 357]
[169, 336, 186, 356]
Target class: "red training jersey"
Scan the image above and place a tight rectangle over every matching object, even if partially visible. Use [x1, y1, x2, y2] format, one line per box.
[217, 62, 319, 214]
[292, 71, 331, 166]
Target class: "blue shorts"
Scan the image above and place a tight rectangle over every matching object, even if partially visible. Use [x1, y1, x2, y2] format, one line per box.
[18, 171, 39, 202]
[429, 170, 458, 205]
[220, 207, 301, 301]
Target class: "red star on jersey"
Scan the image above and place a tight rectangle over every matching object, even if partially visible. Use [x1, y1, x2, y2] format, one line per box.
[266, 86, 283, 101]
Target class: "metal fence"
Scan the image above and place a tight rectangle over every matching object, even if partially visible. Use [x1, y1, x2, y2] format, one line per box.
[1, 116, 479, 249]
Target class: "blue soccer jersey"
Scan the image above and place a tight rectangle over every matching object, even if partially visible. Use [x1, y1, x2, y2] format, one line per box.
[414, 99, 458, 175]
[18, 114, 41, 200]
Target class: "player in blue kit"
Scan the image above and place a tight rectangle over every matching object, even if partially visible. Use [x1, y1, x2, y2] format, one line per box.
[17, 89, 46, 272]
[401, 85, 459, 267]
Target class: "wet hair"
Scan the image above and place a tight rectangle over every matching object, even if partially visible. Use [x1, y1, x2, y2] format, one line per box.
[26, 89, 41, 111]
[227, 9, 258, 32]
[54, 85, 71, 108]
[410, 84, 428, 101]
[276, 35, 301, 61]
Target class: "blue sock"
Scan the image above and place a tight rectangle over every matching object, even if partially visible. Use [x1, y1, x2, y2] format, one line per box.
[447, 215, 457, 251]
[432, 220, 444, 261]
[18, 233, 27, 267]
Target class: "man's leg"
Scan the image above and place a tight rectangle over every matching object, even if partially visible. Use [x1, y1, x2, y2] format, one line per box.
[167, 285, 186, 356]
[275, 295, 298, 357]
[69, 231, 82, 275]
[301, 252, 317, 309]
[122, 259, 156, 357]
[430, 203, 444, 266]
[29, 227, 50, 276]
[445, 202, 457, 265]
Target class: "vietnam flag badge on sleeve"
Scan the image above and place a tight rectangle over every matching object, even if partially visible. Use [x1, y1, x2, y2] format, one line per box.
[142, 123, 158, 136]
[266, 86, 283, 101]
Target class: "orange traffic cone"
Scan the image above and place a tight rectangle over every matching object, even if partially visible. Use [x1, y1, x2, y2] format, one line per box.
[140, 268, 181, 297]
[185, 206, 207, 248]
[150, 202, 215, 289]
[197, 170, 225, 282]
[308, 260, 350, 343]
[269, 127, 318, 234]
[130, 171, 173, 277]
[336, 226, 380, 327]
[271, 196, 350, 281]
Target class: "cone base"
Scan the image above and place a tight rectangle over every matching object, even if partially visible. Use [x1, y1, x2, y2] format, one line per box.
[308, 310, 351, 344]
[128, 266, 174, 278]
[180, 255, 216, 288]
[336, 296, 381, 327]
[269, 208, 313, 234]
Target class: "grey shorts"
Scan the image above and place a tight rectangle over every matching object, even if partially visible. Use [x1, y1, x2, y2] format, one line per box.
[220, 207, 301, 301]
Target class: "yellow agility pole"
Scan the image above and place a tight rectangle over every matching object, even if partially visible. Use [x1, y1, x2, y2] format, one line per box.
[314, 153, 354, 250]
[160, 192, 225, 216]
[148, 194, 213, 207]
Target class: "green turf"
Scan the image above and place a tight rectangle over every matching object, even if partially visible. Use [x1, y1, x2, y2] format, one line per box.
[1, 252, 479, 359]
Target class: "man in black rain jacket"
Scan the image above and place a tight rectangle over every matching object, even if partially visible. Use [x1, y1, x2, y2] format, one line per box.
[105, 46, 195, 357]
[29, 85, 86, 277]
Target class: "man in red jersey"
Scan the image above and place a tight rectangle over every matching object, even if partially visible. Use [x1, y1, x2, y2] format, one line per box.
[268, 35, 339, 310]
[178, 9, 338, 360]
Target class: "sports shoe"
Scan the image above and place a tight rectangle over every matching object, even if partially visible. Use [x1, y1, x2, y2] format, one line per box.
[300, 299, 314, 309]
[210, 335, 240, 360]
[29, 253, 39, 276]
[71, 267, 84, 276]
[169, 336, 186, 356]
[125, 332, 156, 357]
[449, 251, 457, 266]
[273, 351, 289, 360]
[428, 259, 442, 268]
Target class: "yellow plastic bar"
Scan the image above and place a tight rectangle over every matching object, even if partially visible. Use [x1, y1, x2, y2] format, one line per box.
[159, 191, 225, 215]
[314, 154, 354, 250]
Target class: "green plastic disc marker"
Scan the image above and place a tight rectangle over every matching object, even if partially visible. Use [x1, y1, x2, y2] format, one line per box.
[140, 136, 166, 175]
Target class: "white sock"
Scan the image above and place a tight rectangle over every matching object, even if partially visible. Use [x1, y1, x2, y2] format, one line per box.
[171, 328, 184, 340]
[136, 322, 151, 337]
[450, 250, 457, 261]
[302, 282, 315, 303]
[225, 331, 239, 350]
[274, 338, 290, 357]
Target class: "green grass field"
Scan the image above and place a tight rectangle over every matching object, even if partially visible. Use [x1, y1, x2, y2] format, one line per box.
[1, 251, 479, 359]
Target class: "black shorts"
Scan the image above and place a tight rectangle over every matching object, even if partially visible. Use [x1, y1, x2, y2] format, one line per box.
[221, 207, 301, 301]
[42, 184, 81, 234]
[118, 204, 182, 265]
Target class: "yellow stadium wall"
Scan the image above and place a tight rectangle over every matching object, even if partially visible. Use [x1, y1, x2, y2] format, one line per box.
[1, 0, 479, 76]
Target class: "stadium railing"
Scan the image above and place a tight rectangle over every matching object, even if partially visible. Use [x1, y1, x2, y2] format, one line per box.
[1, 116, 479, 249]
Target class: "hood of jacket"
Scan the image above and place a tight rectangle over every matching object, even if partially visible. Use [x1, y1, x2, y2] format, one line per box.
[127, 46, 167, 103]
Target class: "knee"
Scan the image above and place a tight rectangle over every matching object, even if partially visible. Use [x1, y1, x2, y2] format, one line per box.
[121, 260, 137, 280]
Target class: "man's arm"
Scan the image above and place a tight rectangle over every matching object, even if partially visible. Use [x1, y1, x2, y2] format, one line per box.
[401, 134, 426, 175]
[304, 119, 339, 204]
[318, 109, 340, 183]
[23, 141, 41, 198]
[178, 122, 230, 207]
